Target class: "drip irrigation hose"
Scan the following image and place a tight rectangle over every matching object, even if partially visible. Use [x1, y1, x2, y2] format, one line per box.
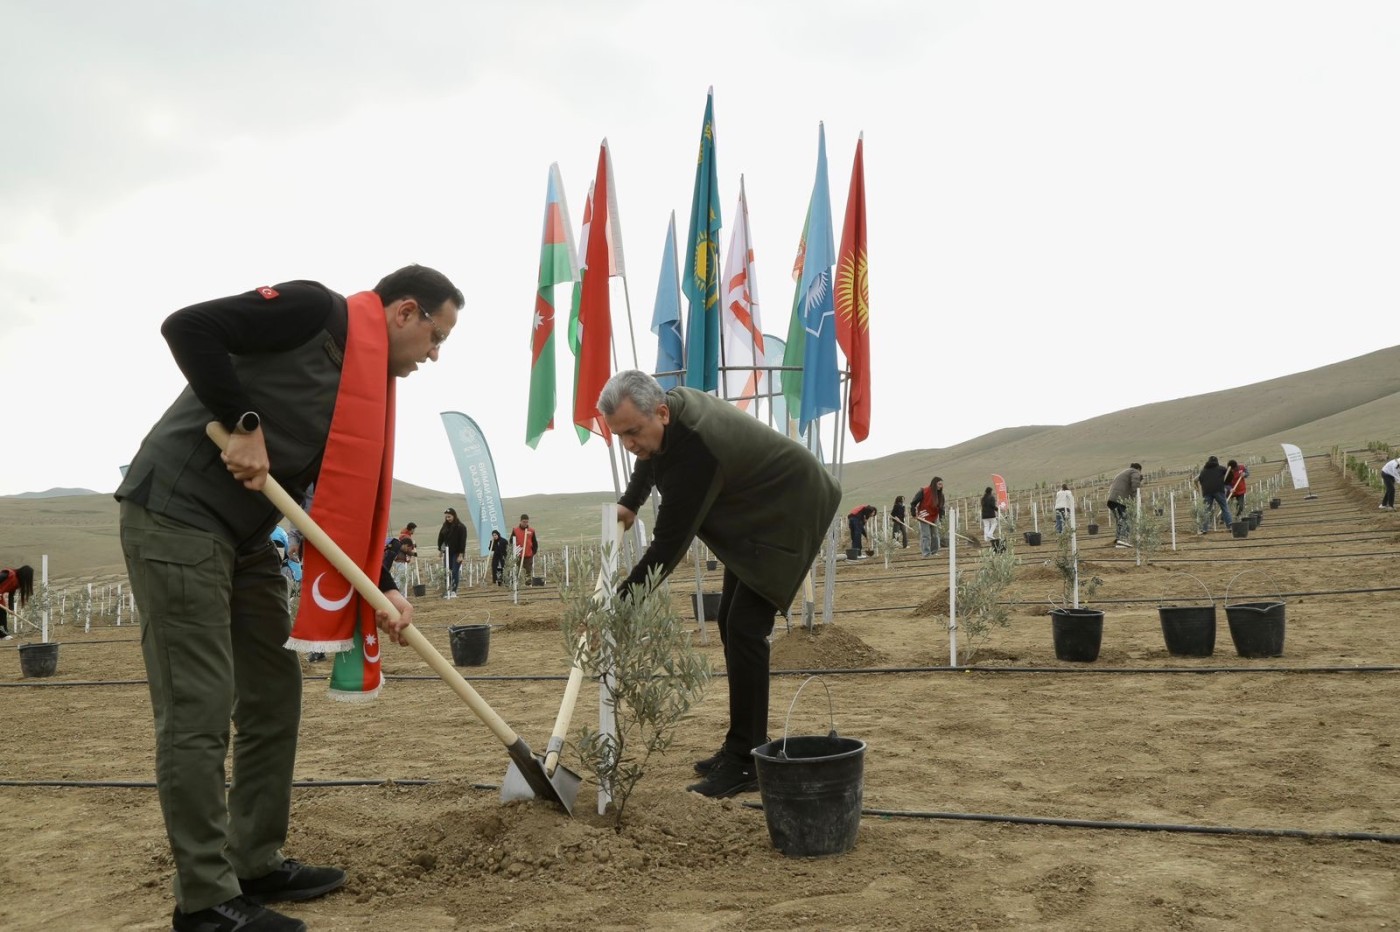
[5, 664, 1397, 690]
[0, 778, 452, 790]
[8, 778, 1391, 845]
[740, 803, 1400, 844]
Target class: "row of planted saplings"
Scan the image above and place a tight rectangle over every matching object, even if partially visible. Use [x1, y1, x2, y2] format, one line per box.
[1050, 570, 1286, 662]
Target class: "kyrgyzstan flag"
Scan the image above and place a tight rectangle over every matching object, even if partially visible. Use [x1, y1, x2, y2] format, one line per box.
[572, 141, 615, 443]
[835, 134, 871, 442]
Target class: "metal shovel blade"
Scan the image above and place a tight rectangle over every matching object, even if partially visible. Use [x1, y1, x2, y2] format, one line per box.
[499, 739, 582, 815]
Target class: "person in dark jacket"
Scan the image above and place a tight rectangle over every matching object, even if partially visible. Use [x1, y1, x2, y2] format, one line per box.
[890, 495, 908, 548]
[980, 487, 1000, 543]
[1197, 456, 1233, 533]
[437, 507, 468, 596]
[1106, 463, 1144, 547]
[489, 530, 508, 585]
[600, 370, 842, 799]
[113, 264, 463, 931]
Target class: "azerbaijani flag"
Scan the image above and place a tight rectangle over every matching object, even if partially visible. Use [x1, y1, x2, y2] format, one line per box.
[526, 163, 578, 449]
[835, 134, 870, 442]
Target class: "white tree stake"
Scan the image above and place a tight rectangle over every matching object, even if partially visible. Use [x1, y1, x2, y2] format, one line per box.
[948, 508, 958, 666]
[597, 503, 621, 816]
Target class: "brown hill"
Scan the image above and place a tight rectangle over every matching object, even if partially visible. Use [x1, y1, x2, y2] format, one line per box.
[4, 345, 1396, 578]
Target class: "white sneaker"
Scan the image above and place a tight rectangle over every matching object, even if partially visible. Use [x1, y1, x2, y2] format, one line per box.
[1, 634, 13, 641]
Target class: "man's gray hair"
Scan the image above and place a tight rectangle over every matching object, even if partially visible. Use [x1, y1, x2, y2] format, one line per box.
[598, 369, 666, 416]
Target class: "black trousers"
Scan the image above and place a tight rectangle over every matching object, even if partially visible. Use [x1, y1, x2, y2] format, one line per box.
[715, 568, 780, 762]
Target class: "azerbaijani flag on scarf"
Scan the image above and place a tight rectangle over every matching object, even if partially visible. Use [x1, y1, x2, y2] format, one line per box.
[526, 163, 578, 449]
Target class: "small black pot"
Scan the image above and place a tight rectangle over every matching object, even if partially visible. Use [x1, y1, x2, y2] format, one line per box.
[1086, 523, 1099, 536]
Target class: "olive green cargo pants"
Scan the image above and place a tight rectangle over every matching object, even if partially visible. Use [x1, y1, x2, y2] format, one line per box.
[120, 501, 301, 912]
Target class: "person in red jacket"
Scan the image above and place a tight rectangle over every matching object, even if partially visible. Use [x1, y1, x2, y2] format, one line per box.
[1225, 460, 1249, 519]
[510, 514, 540, 581]
[847, 504, 877, 555]
[0, 565, 35, 639]
[911, 477, 946, 557]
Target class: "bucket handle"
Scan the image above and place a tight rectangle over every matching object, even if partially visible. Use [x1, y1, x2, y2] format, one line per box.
[775, 675, 838, 760]
[1157, 572, 1214, 607]
[452, 609, 493, 628]
[1224, 569, 1281, 607]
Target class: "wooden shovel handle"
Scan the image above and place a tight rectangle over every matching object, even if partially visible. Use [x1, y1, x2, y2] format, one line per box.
[205, 422, 520, 747]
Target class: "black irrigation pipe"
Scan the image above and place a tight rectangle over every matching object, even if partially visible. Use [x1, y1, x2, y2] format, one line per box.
[6, 664, 1397, 690]
[6, 778, 1391, 845]
[0, 778, 446, 790]
[749, 804, 1400, 845]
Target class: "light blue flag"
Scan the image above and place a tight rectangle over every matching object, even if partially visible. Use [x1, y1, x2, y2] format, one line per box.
[798, 123, 840, 435]
[440, 411, 507, 557]
[683, 89, 722, 391]
[762, 332, 788, 431]
[651, 212, 684, 390]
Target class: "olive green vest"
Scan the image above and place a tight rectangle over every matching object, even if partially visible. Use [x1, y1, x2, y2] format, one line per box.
[116, 317, 344, 552]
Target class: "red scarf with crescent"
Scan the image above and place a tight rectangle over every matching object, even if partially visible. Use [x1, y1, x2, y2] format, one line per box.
[285, 291, 395, 701]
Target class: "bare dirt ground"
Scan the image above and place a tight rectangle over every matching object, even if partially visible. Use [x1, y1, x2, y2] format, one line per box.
[2, 461, 1398, 931]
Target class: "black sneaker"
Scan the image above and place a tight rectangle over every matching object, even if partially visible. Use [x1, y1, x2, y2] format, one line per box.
[239, 859, 346, 905]
[692, 746, 726, 775]
[171, 895, 306, 932]
[686, 756, 759, 798]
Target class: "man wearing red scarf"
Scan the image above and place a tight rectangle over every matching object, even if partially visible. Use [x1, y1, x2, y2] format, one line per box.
[116, 265, 463, 932]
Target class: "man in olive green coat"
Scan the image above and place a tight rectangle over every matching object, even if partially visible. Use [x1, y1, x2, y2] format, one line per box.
[600, 370, 842, 798]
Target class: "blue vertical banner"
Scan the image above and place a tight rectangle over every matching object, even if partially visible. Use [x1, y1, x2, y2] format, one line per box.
[440, 411, 507, 556]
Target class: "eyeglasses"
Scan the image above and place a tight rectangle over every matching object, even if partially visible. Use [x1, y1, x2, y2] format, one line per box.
[418, 303, 449, 347]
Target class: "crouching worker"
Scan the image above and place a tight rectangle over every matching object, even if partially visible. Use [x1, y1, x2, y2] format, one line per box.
[599, 370, 841, 799]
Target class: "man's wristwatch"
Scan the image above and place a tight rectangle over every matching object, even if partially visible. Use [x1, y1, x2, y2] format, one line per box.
[233, 411, 261, 434]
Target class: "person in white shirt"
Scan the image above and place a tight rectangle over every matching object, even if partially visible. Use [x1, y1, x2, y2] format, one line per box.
[1054, 483, 1075, 534]
[1380, 458, 1400, 510]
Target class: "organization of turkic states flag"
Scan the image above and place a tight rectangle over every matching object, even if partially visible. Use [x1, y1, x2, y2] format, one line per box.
[722, 177, 763, 411]
[527, 163, 578, 449]
[796, 123, 840, 436]
[573, 141, 615, 443]
[780, 203, 812, 412]
[441, 411, 507, 557]
[683, 89, 722, 392]
[651, 211, 684, 390]
[835, 134, 870, 442]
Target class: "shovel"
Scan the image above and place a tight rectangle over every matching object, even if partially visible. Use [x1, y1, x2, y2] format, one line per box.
[501, 520, 623, 799]
[206, 423, 581, 814]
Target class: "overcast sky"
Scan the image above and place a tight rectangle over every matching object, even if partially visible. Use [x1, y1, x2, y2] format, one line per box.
[2, 1, 1397, 500]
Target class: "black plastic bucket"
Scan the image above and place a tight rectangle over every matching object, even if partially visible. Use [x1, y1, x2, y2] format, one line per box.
[1225, 602, 1285, 658]
[1050, 608, 1103, 662]
[447, 624, 490, 666]
[753, 734, 866, 858]
[691, 592, 721, 622]
[411, 583, 426, 597]
[1247, 513, 1259, 530]
[18, 642, 59, 678]
[1024, 531, 1042, 546]
[1157, 605, 1216, 657]
[1232, 522, 1249, 539]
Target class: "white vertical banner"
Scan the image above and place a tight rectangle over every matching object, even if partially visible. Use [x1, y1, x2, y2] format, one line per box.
[1280, 443, 1310, 491]
[721, 176, 764, 410]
